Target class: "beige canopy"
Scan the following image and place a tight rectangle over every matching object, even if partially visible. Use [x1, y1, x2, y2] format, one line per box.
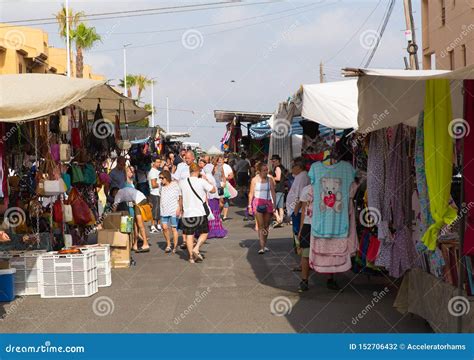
[344, 64, 474, 133]
[0, 73, 150, 123]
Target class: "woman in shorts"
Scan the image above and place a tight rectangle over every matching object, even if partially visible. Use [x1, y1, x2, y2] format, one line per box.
[159, 170, 181, 253]
[248, 163, 276, 254]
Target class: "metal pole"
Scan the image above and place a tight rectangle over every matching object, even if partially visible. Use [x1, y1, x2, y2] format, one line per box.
[403, 0, 419, 70]
[166, 96, 170, 133]
[65, 0, 71, 77]
[319, 60, 324, 83]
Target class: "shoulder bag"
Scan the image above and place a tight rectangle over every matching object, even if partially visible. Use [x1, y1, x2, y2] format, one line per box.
[187, 178, 211, 218]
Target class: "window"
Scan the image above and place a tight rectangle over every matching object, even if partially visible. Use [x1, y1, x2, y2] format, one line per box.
[441, 0, 446, 26]
[462, 45, 467, 67]
[449, 49, 454, 69]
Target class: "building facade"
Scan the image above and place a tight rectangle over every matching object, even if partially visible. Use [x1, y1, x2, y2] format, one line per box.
[422, 0, 474, 70]
[0, 23, 104, 79]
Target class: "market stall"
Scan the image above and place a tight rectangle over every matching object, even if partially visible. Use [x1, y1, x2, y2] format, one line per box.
[342, 65, 474, 332]
[0, 74, 150, 300]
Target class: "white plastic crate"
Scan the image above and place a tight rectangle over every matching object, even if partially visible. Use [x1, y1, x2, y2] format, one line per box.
[38, 252, 98, 298]
[78, 245, 112, 287]
[0, 250, 46, 296]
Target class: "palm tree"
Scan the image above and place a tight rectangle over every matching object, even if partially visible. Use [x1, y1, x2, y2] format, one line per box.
[118, 74, 137, 98]
[72, 23, 101, 78]
[135, 74, 154, 101]
[55, 5, 84, 76]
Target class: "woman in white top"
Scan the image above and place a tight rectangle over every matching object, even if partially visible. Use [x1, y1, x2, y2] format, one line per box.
[248, 162, 276, 254]
[159, 170, 181, 253]
[112, 186, 150, 253]
[178, 163, 216, 263]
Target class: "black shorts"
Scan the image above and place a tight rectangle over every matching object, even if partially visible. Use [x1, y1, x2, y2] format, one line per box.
[300, 223, 311, 249]
[181, 216, 209, 235]
[236, 172, 250, 187]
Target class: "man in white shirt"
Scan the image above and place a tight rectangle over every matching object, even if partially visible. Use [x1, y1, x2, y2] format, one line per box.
[173, 150, 194, 181]
[147, 156, 162, 233]
[286, 157, 310, 221]
[178, 163, 216, 263]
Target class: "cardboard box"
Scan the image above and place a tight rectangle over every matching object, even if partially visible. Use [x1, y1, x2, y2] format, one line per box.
[102, 212, 128, 231]
[97, 230, 130, 269]
[0, 259, 10, 269]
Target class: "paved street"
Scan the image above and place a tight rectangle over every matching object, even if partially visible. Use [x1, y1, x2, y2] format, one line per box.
[0, 204, 430, 333]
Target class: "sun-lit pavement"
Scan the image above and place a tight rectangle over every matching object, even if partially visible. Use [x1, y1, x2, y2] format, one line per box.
[0, 203, 430, 333]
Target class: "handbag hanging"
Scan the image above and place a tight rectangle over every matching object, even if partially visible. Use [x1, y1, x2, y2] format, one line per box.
[53, 199, 63, 223]
[71, 164, 84, 183]
[60, 114, 69, 133]
[62, 202, 73, 223]
[60, 144, 71, 162]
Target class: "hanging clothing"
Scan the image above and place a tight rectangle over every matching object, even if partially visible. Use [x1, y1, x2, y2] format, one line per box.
[415, 112, 434, 233]
[309, 183, 358, 273]
[464, 80, 474, 256]
[308, 161, 356, 238]
[367, 129, 389, 240]
[422, 79, 458, 250]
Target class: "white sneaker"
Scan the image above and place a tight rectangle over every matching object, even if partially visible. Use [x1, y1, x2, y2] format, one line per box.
[150, 226, 159, 234]
[157, 224, 162, 231]
[264, 247, 270, 252]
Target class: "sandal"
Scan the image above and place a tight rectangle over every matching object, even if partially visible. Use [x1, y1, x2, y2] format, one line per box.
[165, 246, 172, 253]
[136, 247, 150, 253]
[189, 259, 195, 264]
[193, 251, 204, 262]
[258, 249, 265, 255]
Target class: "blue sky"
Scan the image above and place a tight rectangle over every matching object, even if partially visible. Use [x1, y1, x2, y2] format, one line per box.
[0, 0, 422, 149]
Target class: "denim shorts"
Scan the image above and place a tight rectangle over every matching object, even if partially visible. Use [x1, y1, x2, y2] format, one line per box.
[160, 216, 178, 228]
[275, 192, 285, 209]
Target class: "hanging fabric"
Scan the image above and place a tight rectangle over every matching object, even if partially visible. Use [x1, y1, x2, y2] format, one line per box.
[463, 80, 474, 255]
[422, 79, 458, 250]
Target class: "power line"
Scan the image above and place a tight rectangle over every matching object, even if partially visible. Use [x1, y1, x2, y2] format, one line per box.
[91, 1, 335, 53]
[108, 2, 317, 36]
[0, 1, 279, 29]
[324, 0, 382, 63]
[360, 0, 395, 68]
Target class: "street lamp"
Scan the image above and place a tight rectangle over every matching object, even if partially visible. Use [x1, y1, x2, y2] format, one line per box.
[123, 43, 132, 97]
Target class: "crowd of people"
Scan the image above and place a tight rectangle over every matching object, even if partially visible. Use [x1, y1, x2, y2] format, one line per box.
[106, 148, 243, 263]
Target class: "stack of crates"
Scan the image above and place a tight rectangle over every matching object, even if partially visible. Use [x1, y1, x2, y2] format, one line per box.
[79, 244, 112, 287]
[38, 251, 98, 298]
[0, 250, 46, 296]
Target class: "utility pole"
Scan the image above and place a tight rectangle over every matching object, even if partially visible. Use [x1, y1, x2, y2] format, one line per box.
[403, 0, 419, 69]
[319, 61, 324, 83]
[151, 82, 155, 127]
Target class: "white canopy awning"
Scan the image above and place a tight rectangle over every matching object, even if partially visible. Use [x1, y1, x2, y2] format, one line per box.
[301, 80, 359, 130]
[352, 64, 474, 133]
[0, 74, 150, 123]
[206, 145, 222, 155]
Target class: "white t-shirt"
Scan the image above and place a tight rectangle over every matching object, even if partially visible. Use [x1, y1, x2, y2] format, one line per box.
[179, 177, 213, 217]
[203, 163, 214, 174]
[299, 185, 313, 225]
[173, 162, 190, 181]
[147, 167, 161, 196]
[160, 181, 180, 216]
[204, 174, 219, 200]
[223, 163, 233, 178]
[114, 187, 147, 205]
